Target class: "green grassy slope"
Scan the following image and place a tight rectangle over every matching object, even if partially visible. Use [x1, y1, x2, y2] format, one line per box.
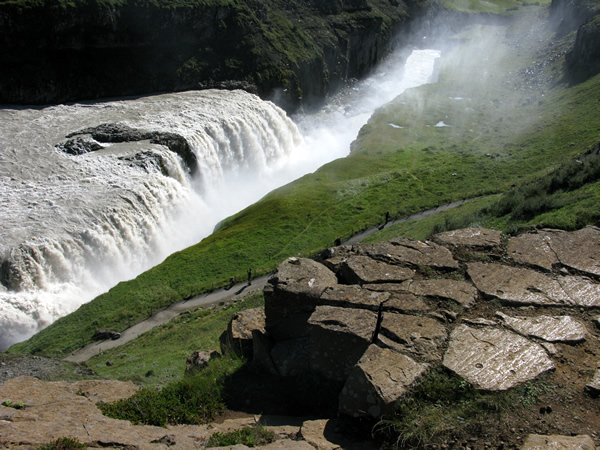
[9, 2, 600, 360]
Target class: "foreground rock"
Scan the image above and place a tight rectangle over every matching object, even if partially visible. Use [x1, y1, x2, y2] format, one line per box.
[247, 226, 600, 421]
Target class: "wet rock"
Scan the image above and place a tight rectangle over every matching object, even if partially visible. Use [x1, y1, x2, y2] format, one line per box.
[308, 305, 377, 381]
[403, 279, 478, 309]
[520, 434, 595, 449]
[320, 285, 390, 311]
[443, 324, 555, 390]
[556, 275, 600, 307]
[265, 257, 337, 340]
[547, 226, 600, 277]
[220, 307, 265, 358]
[337, 255, 414, 285]
[362, 238, 459, 270]
[339, 344, 428, 418]
[185, 350, 221, 374]
[507, 230, 559, 271]
[379, 312, 448, 362]
[55, 136, 103, 155]
[496, 312, 588, 343]
[432, 227, 503, 252]
[467, 262, 574, 306]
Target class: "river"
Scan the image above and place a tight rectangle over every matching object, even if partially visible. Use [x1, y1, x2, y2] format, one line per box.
[0, 48, 440, 350]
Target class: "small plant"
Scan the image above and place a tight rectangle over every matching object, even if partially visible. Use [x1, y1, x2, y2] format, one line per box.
[36, 436, 87, 449]
[206, 425, 275, 448]
[2, 400, 25, 409]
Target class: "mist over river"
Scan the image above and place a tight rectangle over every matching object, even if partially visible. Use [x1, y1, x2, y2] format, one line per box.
[0, 48, 440, 350]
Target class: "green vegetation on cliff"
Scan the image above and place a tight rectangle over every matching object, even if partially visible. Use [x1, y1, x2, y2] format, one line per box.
[9, 3, 600, 368]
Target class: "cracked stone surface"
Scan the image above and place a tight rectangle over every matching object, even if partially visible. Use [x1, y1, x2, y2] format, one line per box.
[339, 344, 428, 418]
[508, 231, 559, 271]
[320, 284, 390, 311]
[432, 227, 503, 251]
[338, 255, 415, 284]
[547, 226, 600, 277]
[443, 324, 555, 390]
[402, 278, 478, 308]
[362, 238, 459, 270]
[496, 312, 588, 343]
[379, 312, 448, 362]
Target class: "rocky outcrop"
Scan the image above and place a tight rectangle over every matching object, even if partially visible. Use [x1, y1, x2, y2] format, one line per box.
[59, 123, 199, 175]
[0, 0, 420, 110]
[560, 1, 600, 82]
[521, 433, 596, 449]
[243, 226, 600, 419]
[219, 306, 266, 358]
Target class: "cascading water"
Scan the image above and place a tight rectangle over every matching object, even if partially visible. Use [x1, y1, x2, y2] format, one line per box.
[0, 48, 440, 350]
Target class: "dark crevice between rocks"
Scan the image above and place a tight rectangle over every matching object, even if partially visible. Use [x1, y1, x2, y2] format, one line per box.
[371, 299, 386, 345]
[57, 123, 199, 176]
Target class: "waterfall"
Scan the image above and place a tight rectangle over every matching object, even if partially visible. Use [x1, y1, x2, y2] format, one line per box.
[0, 49, 441, 350]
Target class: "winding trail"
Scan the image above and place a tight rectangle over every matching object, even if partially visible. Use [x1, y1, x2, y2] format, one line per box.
[63, 198, 469, 363]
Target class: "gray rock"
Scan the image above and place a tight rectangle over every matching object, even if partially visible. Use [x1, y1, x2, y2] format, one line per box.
[308, 305, 378, 381]
[320, 285, 390, 311]
[185, 350, 220, 374]
[379, 312, 448, 362]
[403, 279, 478, 309]
[251, 329, 279, 376]
[433, 227, 503, 252]
[339, 344, 428, 418]
[585, 367, 600, 397]
[443, 324, 555, 390]
[547, 226, 600, 277]
[496, 312, 588, 343]
[507, 231, 559, 271]
[265, 257, 338, 340]
[270, 337, 310, 377]
[362, 238, 459, 270]
[558, 275, 600, 307]
[383, 291, 431, 314]
[463, 317, 498, 327]
[220, 307, 266, 357]
[467, 262, 574, 306]
[520, 434, 596, 449]
[338, 255, 414, 285]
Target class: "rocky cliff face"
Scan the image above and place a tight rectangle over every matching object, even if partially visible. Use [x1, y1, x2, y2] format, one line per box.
[0, 0, 422, 110]
[227, 226, 600, 427]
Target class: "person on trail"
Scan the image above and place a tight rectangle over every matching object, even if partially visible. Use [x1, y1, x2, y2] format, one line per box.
[247, 268, 253, 285]
[385, 211, 390, 224]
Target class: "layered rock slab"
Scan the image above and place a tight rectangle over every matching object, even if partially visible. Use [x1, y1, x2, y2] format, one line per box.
[433, 227, 503, 252]
[361, 238, 459, 270]
[443, 324, 555, 390]
[520, 434, 596, 449]
[339, 345, 428, 418]
[496, 312, 588, 343]
[337, 255, 414, 285]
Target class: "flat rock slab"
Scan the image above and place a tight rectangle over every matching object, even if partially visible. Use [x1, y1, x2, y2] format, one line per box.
[320, 285, 390, 311]
[496, 312, 588, 343]
[548, 226, 600, 277]
[298, 418, 379, 450]
[508, 231, 559, 271]
[339, 345, 428, 418]
[362, 238, 459, 270]
[468, 262, 575, 306]
[338, 255, 415, 285]
[585, 367, 600, 396]
[403, 279, 478, 309]
[433, 227, 503, 251]
[520, 434, 596, 449]
[443, 324, 555, 391]
[308, 305, 378, 381]
[379, 312, 448, 362]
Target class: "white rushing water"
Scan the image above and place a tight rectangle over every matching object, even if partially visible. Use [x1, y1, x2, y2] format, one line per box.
[0, 48, 440, 350]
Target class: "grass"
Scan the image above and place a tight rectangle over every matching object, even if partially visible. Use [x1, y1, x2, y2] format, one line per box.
[206, 425, 275, 447]
[88, 291, 264, 387]
[36, 437, 87, 450]
[374, 368, 555, 448]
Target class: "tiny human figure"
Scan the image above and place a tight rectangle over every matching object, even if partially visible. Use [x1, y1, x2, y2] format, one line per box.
[247, 268, 253, 285]
[385, 211, 390, 224]
[334, 237, 341, 246]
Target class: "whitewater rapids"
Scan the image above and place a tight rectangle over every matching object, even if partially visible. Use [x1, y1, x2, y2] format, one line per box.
[0, 49, 440, 350]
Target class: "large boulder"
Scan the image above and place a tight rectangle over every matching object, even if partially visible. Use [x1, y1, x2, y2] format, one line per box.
[339, 345, 428, 418]
[220, 307, 266, 358]
[307, 305, 378, 382]
[185, 350, 221, 374]
[265, 257, 338, 340]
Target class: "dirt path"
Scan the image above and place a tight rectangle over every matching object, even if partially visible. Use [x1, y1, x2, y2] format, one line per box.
[64, 199, 469, 363]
